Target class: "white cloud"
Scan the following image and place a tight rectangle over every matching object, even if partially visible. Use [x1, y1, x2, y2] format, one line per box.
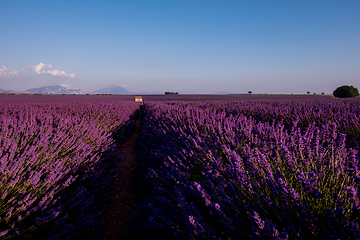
[34, 62, 52, 74]
[59, 83, 72, 88]
[23, 62, 75, 78]
[0, 66, 18, 78]
[44, 69, 75, 78]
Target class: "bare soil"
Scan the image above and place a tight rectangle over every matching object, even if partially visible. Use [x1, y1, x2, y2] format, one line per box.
[101, 109, 142, 240]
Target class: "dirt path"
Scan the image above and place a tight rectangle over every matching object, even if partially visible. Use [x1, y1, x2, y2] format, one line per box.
[102, 108, 142, 240]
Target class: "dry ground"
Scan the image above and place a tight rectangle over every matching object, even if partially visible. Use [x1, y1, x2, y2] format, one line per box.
[101, 110, 142, 240]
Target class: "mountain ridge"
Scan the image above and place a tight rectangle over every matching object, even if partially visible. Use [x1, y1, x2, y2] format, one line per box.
[92, 85, 131, 94]
[26, 85, 82, 94]
[0, 88, 15, 93]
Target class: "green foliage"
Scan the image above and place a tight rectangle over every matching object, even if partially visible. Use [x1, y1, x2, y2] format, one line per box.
[165, 92, 179, 94]
[333, 85, 359, 98]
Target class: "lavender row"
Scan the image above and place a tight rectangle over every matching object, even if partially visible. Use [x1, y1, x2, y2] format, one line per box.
[0, 102, 138, 239]
[131, 101, 360, 239]
[175, 99, 360, 149]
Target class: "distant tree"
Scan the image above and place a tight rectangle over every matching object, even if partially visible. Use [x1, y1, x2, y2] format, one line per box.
[333, 85, 359, 98]
[321, 92, 325, 95]
[314, 93, 316, 95]
[307, 91, 310, 94]
[248, 91, 252, 94]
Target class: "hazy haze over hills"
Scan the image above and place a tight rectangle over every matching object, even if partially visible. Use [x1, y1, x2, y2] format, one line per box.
[92, 85, 131, 94]
[26, 84, 82, 94]
[0, 84, 167, 94]
[0, 84, 135, 94]
[0, 88, 14, 93]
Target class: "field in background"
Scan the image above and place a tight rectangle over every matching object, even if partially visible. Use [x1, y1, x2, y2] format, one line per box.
[0, 93, 335, 103]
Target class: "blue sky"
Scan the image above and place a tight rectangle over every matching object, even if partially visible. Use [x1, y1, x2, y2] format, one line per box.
[0, 0, 359, 94]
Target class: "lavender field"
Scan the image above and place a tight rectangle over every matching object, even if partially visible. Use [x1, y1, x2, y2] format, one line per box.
[0, 101, 139, 239]
[130, 98, 360, 239]
[1, 96, 360, 239]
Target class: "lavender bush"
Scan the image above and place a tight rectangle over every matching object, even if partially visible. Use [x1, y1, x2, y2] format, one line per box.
[131, 100, 360, 239]
[0, 102, 138, 239]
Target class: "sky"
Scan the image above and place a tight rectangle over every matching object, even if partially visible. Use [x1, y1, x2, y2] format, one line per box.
[0, 0, 359, 94]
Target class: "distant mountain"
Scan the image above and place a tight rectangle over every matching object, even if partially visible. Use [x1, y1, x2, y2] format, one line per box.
[26, 84, 82, 94]
[92, 85, 131, 94]
[0, 88, 14, 93]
